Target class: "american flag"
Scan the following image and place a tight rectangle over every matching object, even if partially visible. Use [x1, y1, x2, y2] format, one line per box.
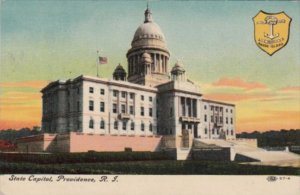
[99, 56, 108, 64]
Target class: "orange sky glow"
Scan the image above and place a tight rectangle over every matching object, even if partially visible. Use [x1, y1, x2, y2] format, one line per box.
[0, 78, 299, 133]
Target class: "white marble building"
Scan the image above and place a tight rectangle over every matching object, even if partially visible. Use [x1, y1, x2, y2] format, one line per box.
[41, 7, 236, 140]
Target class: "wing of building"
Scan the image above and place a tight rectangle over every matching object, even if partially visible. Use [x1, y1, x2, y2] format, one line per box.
[17, 7, 237, 158]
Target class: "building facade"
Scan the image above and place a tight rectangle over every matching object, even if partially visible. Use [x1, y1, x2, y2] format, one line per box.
[41, 7, 236, 141]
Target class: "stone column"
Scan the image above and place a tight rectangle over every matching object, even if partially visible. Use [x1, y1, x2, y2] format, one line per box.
[166, 57, 168, 73]
[116, 91, 119, 114]
[136, 55, 139, 73]
[130, 58, 132, 74]
[126, 92, 129, 114]
[153, 54, 157, 72]
[130, 57, 136, 74]
[160, 55, 163, 73]
[158, 54, 161, 72]
[161, 54, 163, 73]
[194, 99, 197, 117]
[164, 57, 166, 73]
[128, 61, 130, 76]
[178, 97, 181, 117]
[190, 98, 193, 117]
[162, 55, 165, 73]
[185, 97, 187, 117]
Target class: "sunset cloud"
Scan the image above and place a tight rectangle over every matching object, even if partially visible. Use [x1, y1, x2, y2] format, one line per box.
[279, 86, 300, 92]
[238, 110, 300, 132]
[0, 91, 41, 105]
[0, 80, 49, 89]
[203, 93, 273, 102]
[212, 78, 267, 91]
[0, 84, 43, 130]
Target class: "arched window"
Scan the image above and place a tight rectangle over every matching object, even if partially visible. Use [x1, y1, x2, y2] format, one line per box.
[100, 119, 105, 129]
[149, 123, 153, 132]
[89, 118, 94, 129]
[227, 129, 229, 135]
[205, 127, 207, 134]
[141, 122, 145, 131]
[130, 121, 135, 130]
[114, 120, 118, 130]
[231, 130, 234, 135]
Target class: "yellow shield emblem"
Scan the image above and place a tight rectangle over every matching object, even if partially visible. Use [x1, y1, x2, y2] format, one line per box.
[253, 11, 292, 56]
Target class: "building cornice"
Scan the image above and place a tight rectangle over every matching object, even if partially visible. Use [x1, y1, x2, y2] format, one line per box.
[202, 99, 235, 107]
[79, 75, 158, 93]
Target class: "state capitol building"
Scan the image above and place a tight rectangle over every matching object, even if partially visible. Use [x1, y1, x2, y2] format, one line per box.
[17, 7, 236, 156]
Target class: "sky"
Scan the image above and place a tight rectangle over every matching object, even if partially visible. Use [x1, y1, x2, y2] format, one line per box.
[0, 0, 299, 132]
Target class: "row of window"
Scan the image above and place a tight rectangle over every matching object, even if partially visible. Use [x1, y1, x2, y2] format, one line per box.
[89, 87, 105, 95]
[113, 90, 153, 102]
[88, 87, 155, 102]
[88, 119, 153, 132]
[204, 114, 233, 124]
[204, 128, 234, 135]
[88, 100, 153, 116]
[204, 105, 233, 113]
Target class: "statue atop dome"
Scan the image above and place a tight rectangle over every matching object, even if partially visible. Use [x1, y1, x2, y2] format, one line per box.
[144, 4, 153, 23]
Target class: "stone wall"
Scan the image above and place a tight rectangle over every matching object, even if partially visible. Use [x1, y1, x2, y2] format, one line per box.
[16, 134, 56, 153]
[192, 147, 231, 161]
[69, 133, 162, 152]
[16, 133, 163, 153]
[232, 138, 257, 147]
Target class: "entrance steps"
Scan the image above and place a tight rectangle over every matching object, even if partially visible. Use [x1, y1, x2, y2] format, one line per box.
[194, 139, 300, 163]
[176, 147, 192, 160]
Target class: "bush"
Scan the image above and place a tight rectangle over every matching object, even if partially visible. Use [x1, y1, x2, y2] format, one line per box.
[0, 161, 299, 175]
[0, 151, 172, 164]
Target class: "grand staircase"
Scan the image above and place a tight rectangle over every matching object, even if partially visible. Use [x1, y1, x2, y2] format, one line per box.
[194, 138, 300, 164]
[176, 147, 192, 160]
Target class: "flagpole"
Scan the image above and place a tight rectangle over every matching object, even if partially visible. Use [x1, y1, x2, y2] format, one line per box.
[96, 50, 99, 77]
[97, 62, 99, 77]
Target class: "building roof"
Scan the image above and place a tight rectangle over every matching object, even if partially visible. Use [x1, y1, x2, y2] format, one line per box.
[41, 75, 159, 94]
[202, 99, 235, 107]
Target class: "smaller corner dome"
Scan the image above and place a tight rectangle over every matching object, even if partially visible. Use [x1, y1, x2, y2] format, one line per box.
[171, 62, 185, 73]
[113, 63, 126, 74]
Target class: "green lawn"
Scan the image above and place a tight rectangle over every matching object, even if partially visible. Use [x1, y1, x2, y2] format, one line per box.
[0, 160, 299, 175]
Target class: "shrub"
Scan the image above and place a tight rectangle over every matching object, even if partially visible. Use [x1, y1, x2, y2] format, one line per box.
[0, 151, 172, 164]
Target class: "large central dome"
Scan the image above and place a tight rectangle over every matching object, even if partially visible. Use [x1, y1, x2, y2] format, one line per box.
[133, 22, 165, 42]
[130, 7, 167, 49]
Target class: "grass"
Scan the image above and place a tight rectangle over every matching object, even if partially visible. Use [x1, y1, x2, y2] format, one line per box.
[0, 160, 299, 175]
